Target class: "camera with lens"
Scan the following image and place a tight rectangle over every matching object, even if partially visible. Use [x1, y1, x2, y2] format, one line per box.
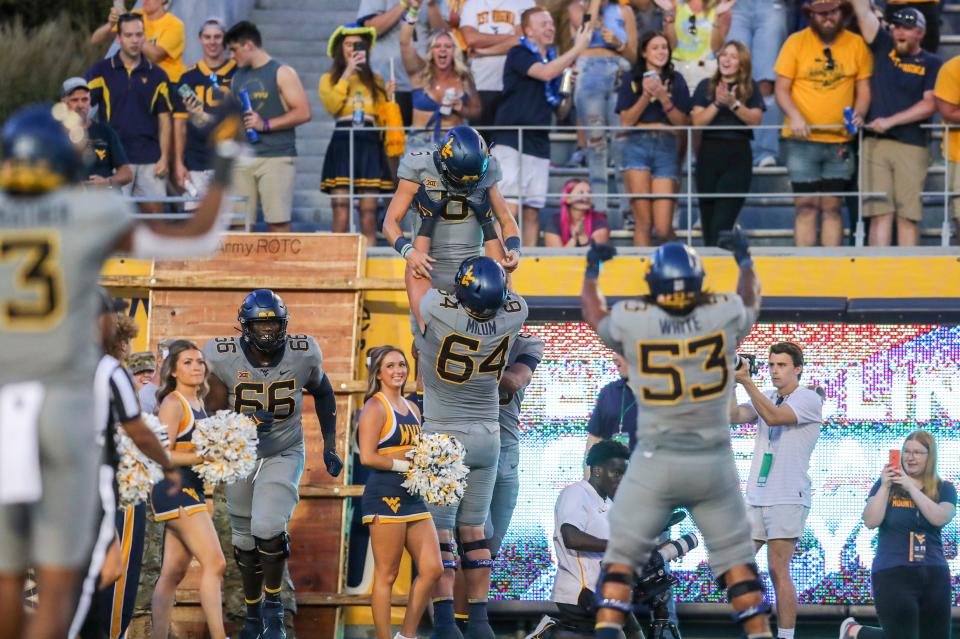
[736, 353, 759, 377]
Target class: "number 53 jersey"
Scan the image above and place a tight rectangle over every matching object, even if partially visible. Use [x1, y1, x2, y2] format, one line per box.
[597, 294, 756, 451]
[203, 335, 324, 458]
[418, 288, 528, 426]
[0, 190, 133, 385]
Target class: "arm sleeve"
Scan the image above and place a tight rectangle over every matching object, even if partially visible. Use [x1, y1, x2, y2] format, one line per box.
[152, 75, 172, 114]
[747, 81, 766, 110]
[556, 487, 590, 531]
[109, 365, 142, 423]
[936, 59, 958, 102]
[155, 20, 185, 62]
[592, 212, 609, 231]
[691, 79, 710, 107]
[940, 481, 958, 506]
[773, 34, 798, 79]
[867, 479, 881, 499]
[615, 78, 635, 113]
[596, 310, 624, 355]
[541, 213, 562, 236]
[510, 48, 537, 78]
[673, 74, 692, 113]
[107, 125, 129, 167]
[925, 57, 943, 93]
[319, 74, 351, 116]
[459, 0, 479, 28]
[788, 390, 823, 426]
[587, 387, 613, 438]
[856, 36, 873, 80]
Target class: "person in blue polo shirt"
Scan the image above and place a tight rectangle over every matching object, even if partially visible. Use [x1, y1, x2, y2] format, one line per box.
[173, 18, 237, 211]
[86, 12, 173, 214]
[852, 2, 941, 247]
[491, 7, 593, 246]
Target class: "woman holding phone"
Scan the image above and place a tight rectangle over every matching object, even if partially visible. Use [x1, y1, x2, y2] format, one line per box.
[840, 431, 956, 639]
[690, 40, 762, 246]
[616, 31, 691, 246]
[320, 24, 396, 244]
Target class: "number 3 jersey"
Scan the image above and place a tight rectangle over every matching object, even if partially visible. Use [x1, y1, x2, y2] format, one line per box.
[0, 189, 133, 385]
[202, 335, 324, 458]
[597, 294, 756, 450]
[417, 288, 528, 426]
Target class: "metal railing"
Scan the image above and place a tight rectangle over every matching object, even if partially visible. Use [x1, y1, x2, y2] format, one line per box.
[319, 121, 960, 247]
[122, 194, 252, 230]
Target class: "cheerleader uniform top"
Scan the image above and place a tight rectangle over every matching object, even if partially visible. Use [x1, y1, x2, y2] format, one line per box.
[374, 392, 421, 454]
[361, 392, 429, 524]
[151, 391, 208, 522]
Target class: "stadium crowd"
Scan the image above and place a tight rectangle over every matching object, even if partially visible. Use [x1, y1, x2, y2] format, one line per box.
[50, 0, 960, 248]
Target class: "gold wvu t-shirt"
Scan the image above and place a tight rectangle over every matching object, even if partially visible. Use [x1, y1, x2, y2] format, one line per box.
[775, 28, 873, 144]
[935, 55, 960, 162]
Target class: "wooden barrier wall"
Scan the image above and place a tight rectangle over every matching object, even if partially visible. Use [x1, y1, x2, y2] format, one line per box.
[105, 234, 394, 638]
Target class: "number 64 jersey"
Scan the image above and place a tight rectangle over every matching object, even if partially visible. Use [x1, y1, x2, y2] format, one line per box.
[417, 288, 528, 426]
[597, 294, 756, 451]
[203, 335, 324, 458]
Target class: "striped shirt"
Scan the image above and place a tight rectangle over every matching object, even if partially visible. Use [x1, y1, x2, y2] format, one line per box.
[85, 53, 172, 164]
[94, 355, 142, 471]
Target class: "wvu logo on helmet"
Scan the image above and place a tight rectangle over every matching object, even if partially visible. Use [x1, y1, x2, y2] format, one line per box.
[460, 265, 477, 286]
[440, 136, 455, 159]
[460, 174, 479, 183]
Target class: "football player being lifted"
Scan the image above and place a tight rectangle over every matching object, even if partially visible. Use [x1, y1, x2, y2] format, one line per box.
[205, 290, 343, 639]
[580, 231, 774, 639]
[383, 125, 521, 298]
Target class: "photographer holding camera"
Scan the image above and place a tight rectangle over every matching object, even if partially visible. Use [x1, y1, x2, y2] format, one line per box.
[529, 440, 643, 639]
[730, 342, 823, 639]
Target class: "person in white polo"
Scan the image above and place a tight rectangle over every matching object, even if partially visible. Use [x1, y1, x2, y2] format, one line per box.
[731, 341, 823, 639]
[527, 439, 641, 639]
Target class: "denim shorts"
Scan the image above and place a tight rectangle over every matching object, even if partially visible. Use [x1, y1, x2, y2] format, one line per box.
[622, 131, 679, 180]
[783, 137, 855, 187]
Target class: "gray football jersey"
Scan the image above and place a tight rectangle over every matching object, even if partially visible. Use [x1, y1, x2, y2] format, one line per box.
[597, 294, 756, 450]
[398, 151, 503, 292]
[418, 288, 528, 426]
[203, 334, 324, 458]
[498, 333, 544, 445]
[0, 188, 133, 385]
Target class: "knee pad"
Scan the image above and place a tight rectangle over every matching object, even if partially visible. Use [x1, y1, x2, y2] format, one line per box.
[459, 538, 494, 570]
[255, 532, 290, 564]
[234, 547, 263, 576]
[438, 541, 458, 570]
[718, 564, 770, 625]
[594, 567, 636, 615]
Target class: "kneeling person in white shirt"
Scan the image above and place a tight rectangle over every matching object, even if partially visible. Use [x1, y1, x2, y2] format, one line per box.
[731, 342, 824, 639]
[532, 440, 642, 638]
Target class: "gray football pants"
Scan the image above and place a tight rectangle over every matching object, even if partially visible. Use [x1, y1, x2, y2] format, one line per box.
[485, 442, 520, 557]
[604, 442, 755, 579]
[0, 384, 100, 572]
[423, 420, 500, 530]
[226, 442, 305, 551]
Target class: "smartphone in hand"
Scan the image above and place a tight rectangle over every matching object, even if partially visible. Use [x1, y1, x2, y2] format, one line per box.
[889, 449, 901, 469]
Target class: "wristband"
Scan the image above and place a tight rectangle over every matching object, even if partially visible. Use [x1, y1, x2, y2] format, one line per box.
[391, 459, 411, 473]
[504, 236, 521, 254]
[394, 236, 413, 257]
[263, 117, 271, 132]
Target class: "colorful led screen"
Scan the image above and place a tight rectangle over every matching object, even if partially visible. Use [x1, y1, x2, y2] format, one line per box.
[492, 322, 960, 605]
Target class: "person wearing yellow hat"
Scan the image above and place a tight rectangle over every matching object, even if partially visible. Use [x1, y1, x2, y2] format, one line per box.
[320, 24, 398, 245]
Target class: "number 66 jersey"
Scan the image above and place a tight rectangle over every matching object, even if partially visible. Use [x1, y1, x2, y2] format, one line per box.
[597, 294, 756, 451]
[203, 334, 324, 458]
[417, 288, 528, 427]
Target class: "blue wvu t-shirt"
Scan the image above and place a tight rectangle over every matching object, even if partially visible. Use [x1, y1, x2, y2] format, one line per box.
[866, 28, 941, 148]
[492, 45, 554, 159]
[868, 479, 957, 572]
